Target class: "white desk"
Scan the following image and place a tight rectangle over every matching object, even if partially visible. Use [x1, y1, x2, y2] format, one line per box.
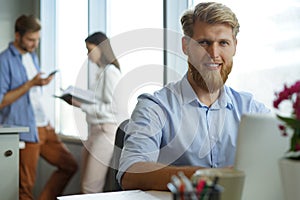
[147, 191, 172, 199]
[0, 125, 29, 200]
[58, 190, 172, 200]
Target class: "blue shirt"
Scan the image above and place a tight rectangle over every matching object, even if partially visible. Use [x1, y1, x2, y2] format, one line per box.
[117, 74, 270, 182]
[0, 42, 40, 142]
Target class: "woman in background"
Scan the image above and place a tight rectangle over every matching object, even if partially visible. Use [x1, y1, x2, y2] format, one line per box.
[69, 32, 121, 193]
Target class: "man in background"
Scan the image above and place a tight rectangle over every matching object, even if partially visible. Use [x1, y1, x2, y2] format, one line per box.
[0, 14, 77, 200]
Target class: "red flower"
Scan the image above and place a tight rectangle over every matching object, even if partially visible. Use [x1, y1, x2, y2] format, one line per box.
[295, 143, 300, 152]
[278, 124, 286, 131]
[274, 80, 300, 159]
[294, 94, 300, 120]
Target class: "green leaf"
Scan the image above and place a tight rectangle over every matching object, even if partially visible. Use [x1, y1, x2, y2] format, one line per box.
[277, 115, 300, 129]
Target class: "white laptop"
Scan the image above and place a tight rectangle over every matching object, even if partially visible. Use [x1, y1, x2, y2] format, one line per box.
[235, 114, 289, 200]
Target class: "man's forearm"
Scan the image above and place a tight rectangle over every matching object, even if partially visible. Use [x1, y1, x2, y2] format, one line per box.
[121, 162, 203, 191]
[0, 80, 33, 109]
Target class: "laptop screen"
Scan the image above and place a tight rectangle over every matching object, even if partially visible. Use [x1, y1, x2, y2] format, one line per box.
[234, 114, 288, 200]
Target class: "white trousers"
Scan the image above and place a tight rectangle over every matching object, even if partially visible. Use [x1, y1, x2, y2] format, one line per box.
[81, 123, 117, 193]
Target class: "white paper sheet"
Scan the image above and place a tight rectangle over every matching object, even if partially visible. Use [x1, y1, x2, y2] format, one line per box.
[57, 190, 161, 200]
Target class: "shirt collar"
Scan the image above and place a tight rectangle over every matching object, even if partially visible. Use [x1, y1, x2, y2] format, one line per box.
[210, 86, 234, 110]
[8, 42, 22, 57]
[180, 73, 233, 110]
[181, 73, 198, 104]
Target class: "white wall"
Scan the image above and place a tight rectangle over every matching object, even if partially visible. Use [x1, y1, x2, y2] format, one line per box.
[0, 0, 39, 52]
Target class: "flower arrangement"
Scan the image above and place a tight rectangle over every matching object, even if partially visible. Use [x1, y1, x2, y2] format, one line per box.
[273, 80, 300, 160]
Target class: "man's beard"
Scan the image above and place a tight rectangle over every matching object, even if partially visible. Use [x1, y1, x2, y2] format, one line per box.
[19, 42, 30, 52]
[188, 61, 232, 93]
[18, 37, 32, 52]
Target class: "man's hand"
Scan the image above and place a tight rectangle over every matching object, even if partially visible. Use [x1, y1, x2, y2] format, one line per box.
[0, 73, 53, 109]
[30, 73, 53, 86]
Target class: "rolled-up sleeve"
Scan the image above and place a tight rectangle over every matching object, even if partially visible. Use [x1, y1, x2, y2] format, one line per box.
[116, 94, 167, 183]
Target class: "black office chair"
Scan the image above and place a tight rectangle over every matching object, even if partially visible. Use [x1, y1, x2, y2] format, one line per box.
[103, 119, 128, 192]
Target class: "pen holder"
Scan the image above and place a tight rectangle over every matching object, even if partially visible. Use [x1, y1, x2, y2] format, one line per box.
[191, 169, 245, 200]
[167, 182, 223, 200]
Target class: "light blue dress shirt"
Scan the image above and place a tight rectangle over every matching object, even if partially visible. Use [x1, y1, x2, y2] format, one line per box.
[117, 74, 270, 182]
[0, 42, 39, 142]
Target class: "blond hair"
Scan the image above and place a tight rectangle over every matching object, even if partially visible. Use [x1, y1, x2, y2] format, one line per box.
[181, 2, 240, 38]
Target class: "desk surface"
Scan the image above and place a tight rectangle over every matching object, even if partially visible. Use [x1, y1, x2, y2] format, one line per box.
[58, 190, 172, 200]
[147, 191, 172, 199]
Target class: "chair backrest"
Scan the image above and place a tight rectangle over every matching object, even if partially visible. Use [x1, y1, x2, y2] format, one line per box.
[103, 119, 128, 192]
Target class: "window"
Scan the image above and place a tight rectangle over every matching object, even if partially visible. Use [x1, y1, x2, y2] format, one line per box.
[41, 0, 89, 138]
[107, 0, 164, 115]
[56, 0, 88, 138]
[41, 0, 164, 138]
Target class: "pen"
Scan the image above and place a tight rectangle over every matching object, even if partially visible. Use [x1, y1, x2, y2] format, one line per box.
[179, 182, 185, 200]
[167, 182, 177, 193]
[212, 176, 219, 187]
[200, 184, 208, 200]
[171, 175, 181, 190]
[178, 171, 197, 200]
[209, 176, 220, 199]
[171, 175, 184, 199]
[196, 179, 206, 194]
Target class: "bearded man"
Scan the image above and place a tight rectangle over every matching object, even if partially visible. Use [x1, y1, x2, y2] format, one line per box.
[117, 2, 270, 191]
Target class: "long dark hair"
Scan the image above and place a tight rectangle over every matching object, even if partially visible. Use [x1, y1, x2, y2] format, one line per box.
[85, 32, 120, 70]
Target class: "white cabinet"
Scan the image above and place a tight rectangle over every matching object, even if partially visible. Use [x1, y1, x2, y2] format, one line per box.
[0, 126, 28, 200]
